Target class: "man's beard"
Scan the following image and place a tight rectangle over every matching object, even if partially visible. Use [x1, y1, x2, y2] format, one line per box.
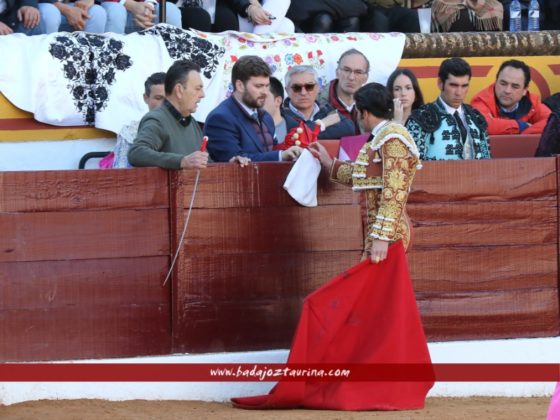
[242, 90, 263, 109]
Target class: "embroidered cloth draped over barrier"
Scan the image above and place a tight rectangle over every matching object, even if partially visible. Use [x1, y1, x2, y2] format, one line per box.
[0, 26, 405, 134]
[232, 242, 434, 411]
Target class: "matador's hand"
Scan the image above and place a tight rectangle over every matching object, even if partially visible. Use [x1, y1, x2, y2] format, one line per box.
[370, 239, 389, 264]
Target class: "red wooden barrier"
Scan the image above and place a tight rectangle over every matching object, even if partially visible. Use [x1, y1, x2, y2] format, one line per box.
[170, 164, 363, 353]
[170, 159, 559, 353]
[0, 168, 172, 361]
[490, 134, 540, 158]
[408, 158, 559, 341]
[0, 159, 558, 361]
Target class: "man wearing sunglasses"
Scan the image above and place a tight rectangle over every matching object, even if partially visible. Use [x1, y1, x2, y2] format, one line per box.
[205, 55, 303, 162]
[317, 49, 370, 134]
[283, 65, 355, 140]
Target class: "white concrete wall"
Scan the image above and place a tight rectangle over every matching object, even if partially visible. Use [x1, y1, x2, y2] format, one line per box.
[0, 138, 116, 171]
[1, 337, 558, 405]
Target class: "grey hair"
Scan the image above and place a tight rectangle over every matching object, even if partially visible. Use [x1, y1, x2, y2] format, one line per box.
[284, 65, 319, 88]
[338, 48, 370, 73]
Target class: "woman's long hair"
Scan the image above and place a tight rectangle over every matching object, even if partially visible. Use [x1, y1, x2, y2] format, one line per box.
[386, 68, 425, 111]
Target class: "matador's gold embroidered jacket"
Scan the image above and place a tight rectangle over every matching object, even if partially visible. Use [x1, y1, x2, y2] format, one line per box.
[330, 121, 422, 252]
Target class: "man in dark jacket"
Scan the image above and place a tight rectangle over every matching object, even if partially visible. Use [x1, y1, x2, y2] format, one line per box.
[205, 55, 302, 162]
[317, 48, 370, 135]
[283, 65, 355, 140]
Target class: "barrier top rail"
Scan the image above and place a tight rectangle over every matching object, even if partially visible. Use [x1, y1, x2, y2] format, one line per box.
[403, 30, 560, 58]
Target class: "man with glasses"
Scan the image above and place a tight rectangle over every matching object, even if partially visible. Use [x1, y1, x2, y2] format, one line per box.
[284, 65, 355, 140]
[205, 55, 302, 162]
[318, 49, 370, 134]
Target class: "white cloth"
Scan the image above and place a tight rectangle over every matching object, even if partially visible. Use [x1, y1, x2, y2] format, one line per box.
[283, 149, 321, 207]
[96, 30, 173, 134]
[0, 25, 405, 134]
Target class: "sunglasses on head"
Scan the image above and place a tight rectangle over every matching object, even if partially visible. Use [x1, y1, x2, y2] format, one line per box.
[291, 83, 317, 93]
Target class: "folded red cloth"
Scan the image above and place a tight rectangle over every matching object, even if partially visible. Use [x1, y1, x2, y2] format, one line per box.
[232, 241, 434, 411]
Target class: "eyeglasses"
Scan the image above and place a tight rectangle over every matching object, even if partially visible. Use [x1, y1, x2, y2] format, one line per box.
[338, 67, 368, 77]
[290, 83, 317, 93]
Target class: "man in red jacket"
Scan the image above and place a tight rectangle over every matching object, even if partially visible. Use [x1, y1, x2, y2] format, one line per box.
[471, 59, 551, 135]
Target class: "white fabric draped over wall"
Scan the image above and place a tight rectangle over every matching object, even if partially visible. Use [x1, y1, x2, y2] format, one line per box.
[0, 25, 405, 134]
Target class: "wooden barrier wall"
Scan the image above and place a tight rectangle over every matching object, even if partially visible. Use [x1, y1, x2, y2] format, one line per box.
[0, 168, 171, 361]
[408, 158, 559, 341]
[1, 160, 559, 361]
[170, 165, 363, 353]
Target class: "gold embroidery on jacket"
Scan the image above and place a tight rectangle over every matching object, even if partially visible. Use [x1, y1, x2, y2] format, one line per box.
[370, 139, 417, 243]
[330, 159, 353, 185]
[336, 163, 353, 184]
[331, 122, 421, 254]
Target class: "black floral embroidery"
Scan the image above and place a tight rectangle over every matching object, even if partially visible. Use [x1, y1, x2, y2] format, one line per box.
[72, 85, 84, 101]
[140, 25, 225, 79]
[96, 86, 108, 103]
[50, 44, 66, 60]
[48, 32, 132, 125]
[465, 105, 488, 131]
[409, 104, 441, 133]
[115, 54, 132, 70]
[105, 68, 116, 85]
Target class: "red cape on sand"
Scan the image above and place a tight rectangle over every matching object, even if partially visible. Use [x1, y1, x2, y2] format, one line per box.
[232, 242, 434, 411]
